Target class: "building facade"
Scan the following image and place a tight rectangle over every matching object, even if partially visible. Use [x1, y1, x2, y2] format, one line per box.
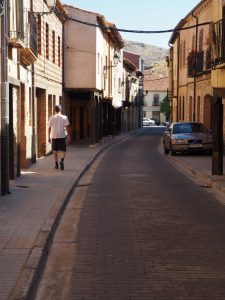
[33, 0, 67, 158]
[143, 72, 168, 124]
[168, 0, 225, 174]
[63, 6, 124, 145]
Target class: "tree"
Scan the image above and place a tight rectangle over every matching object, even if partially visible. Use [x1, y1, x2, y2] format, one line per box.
[160, 96, 171, 121]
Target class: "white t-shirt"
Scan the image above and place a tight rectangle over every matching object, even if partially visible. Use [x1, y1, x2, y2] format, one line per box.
[48, 113, 69, 139]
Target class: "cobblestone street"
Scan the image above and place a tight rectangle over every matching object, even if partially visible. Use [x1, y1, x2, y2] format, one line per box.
[35, 128, 225, 300]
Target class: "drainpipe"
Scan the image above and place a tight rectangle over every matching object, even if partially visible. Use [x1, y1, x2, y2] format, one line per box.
[192, 12, 198, 122]
[168, 42, 173, 122]
[31, 0, 36, 163]
[1, 0, 10, 195]
[176, 33, 180, 122]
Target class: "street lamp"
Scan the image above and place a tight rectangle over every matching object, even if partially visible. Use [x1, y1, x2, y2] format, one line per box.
[104, 53, 120, 71]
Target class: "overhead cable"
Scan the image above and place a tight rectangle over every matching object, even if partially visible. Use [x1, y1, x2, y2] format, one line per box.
[68, 16, 211, 34]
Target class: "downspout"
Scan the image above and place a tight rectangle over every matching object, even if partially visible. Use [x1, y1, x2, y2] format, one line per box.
[192, 11, 198, 122]
[168, 42, 173, 122]
[176, 33, 180, 122]
[1, 0, 10, 195]
[31, 0, 36, 163]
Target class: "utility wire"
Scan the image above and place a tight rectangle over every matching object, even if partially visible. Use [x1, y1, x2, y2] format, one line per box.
[68, 16, 211, 34]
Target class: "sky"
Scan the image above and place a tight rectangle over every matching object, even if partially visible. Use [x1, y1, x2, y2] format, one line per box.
[62, 0, 201, 49]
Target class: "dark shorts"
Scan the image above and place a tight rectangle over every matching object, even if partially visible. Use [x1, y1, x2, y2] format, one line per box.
[52, 138, 67, 152]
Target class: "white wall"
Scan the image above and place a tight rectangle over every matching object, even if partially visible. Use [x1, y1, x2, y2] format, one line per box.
[64, 7, 98, 89]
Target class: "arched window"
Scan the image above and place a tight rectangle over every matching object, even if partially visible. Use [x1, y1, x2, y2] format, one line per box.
[183, 40, 186, 68]
[182, 97, 185, 120]
[199, 29, 204, 51]
[197, 96, 201, 121]
[189, 96, 193, 121]
[192, 35, 196, 50]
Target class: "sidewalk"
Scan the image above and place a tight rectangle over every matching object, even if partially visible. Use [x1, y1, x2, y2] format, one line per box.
[0, 132, 135, 300]
[169, 153, 225, 195]
[0, 130, 225, 300]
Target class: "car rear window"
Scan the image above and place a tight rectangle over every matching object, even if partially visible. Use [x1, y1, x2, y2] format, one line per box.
[173, 123, 208, 134]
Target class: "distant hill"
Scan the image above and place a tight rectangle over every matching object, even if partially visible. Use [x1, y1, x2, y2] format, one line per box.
[124, 40, 169, 75]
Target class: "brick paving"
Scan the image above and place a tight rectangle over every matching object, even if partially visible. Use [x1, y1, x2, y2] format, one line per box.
[66, 129, 225, 299]
[0, 128, 225, 299]
[0, 135, 130, 300]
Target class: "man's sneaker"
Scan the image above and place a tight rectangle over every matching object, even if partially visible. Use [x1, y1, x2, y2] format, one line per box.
[60, 161, 64, 170]
[55, 162, 59, 169]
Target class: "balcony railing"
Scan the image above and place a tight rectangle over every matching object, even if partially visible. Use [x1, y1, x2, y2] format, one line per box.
[20, 13, 38, 65]
[187, 49, 211, 77]
[8, 31, 25, 48]
[211, 19, 225, 69]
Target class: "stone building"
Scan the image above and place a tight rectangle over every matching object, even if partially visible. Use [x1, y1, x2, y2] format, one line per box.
[143, 72, 168, 124]
[168, 0, 225, 174]
[33, 0, 67, 158]
[3, 0, 67, 195]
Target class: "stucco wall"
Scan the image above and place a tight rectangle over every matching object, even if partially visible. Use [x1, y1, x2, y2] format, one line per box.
[64, 7, 98, 89]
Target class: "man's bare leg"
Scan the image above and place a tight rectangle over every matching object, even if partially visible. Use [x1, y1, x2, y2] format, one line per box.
[54, 151, 59, 169]
[60, 151, 65, 170]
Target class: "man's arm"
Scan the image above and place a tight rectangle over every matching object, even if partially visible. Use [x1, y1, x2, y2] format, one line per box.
[65, 125, 71, 144]
[48, 127, 51, 143]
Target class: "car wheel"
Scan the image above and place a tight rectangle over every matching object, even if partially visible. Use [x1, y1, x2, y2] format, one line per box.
[163, 143, 169, 155]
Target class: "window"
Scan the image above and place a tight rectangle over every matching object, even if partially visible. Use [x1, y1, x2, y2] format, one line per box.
[97, 53, 100, 74]
[153, 94, 159, 106]
[38, 15, 42, 55]
[8, 45, 13, 59]
[199, 29, 203, 52]
[46, 23, 49, 60]
[52, 30, 55, 63]
[118, 78, 121, 93]
[197, 96, 201, 122]
[29, 88, 32, 126]
[9, 0, 24, 41]
[180, 43, 183, 68]
[48, 95, 53, 119]
[192, 35, 196, 50]
[183, 40, 186, 68]
[58, 36, 61, 66]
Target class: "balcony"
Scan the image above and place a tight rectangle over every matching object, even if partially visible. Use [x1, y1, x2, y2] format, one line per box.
[8, 31, 25, 48]
[187, 50, 204, 77]
[211, 19, 225, 69]
[187, 48, 212, 77]
[20, 13, 38, 66]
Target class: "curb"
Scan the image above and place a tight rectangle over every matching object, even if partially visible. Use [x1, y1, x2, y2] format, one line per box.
[9, 130, 139, 300]
[169, 155, 225, 196]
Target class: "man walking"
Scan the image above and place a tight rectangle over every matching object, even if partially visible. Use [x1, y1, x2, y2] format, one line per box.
[48, 104, 70, 170]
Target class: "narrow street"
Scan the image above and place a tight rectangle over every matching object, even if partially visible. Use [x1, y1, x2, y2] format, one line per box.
[36, 127, 225, 300]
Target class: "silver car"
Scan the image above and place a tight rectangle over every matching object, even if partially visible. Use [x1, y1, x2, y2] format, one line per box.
[143, 117, 155, 126]
[163, 122, 212, 155]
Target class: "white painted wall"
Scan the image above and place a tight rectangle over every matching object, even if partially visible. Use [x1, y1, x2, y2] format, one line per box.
[64, 6, 99, 89]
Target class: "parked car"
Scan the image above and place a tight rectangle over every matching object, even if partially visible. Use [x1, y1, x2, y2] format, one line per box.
[143, 118, 155, 126]
[163, 122, 212, 155]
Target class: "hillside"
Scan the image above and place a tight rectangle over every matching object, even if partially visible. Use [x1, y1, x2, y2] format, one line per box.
[124, 40, 169, 75]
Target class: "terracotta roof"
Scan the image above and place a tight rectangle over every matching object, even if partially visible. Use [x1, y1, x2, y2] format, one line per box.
[144, 73, 168, 91]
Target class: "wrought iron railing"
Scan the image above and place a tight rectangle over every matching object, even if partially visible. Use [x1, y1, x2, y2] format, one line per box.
[8, 31, 25, 43]
[28, 13, 38, 56]
[211, 19, 225, 69]
[187, 49, 211, 76]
